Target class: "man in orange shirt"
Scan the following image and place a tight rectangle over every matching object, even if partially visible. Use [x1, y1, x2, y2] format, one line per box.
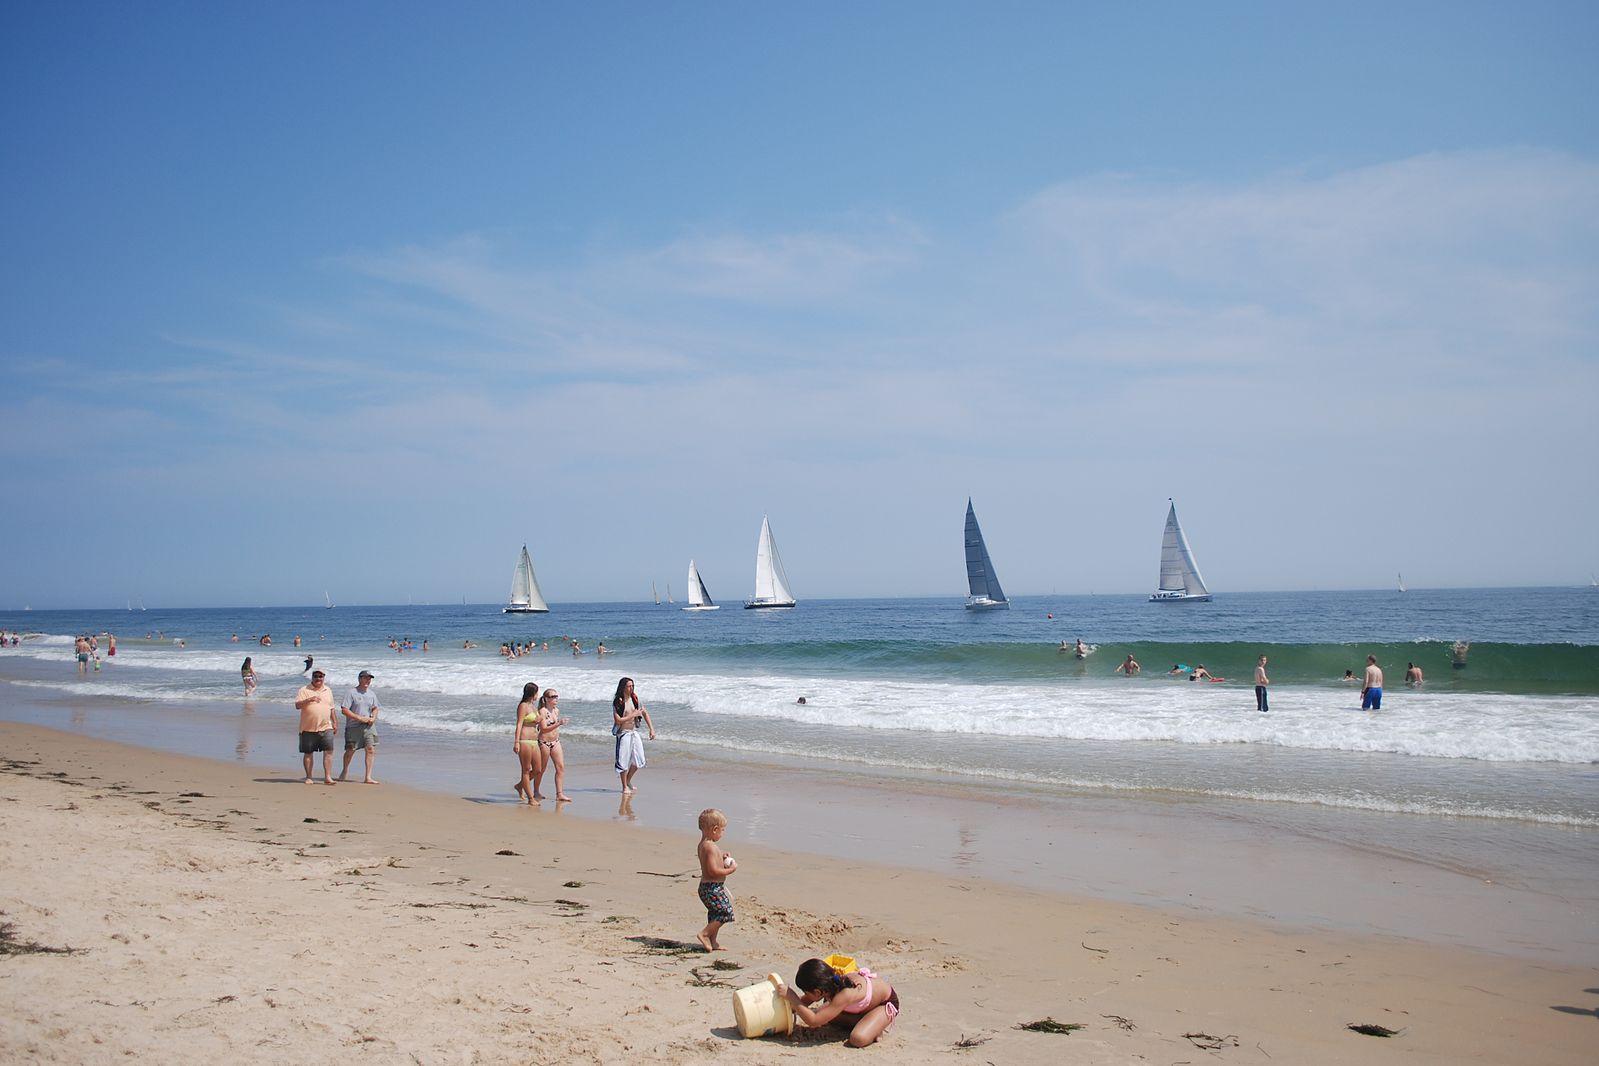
[295, 668, 338, 784]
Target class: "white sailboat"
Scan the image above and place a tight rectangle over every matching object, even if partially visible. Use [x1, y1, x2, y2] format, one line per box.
[652, 581, 660, 605]
[666, 583, 674, 604]
[1397, 573, 1406, 593]
[683, 559, 721, 611]
[1148, 499, 1213, 603]
[503, 545, 551, 614]
[745, 515, 797, 609]
[963, 499, 1009, 611]
[324, 590, 335, 609]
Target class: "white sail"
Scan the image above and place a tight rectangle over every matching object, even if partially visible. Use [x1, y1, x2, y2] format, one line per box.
[684, 559, 720, 610]
[1398, 573, 1406, 593]
[652, 581, 660, 605]
[747, 515, 796, 608]
[504, 545, 550, 613]
[1150, 500, 1211, 602]
[667, 583, 674, 604]
[324, 590, 334, 609]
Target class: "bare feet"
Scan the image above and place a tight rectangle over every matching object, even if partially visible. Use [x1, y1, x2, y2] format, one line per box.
[364, 778, 379, 785]
[337, 773, 348, 782]
[532, 792, 546, 801]
[324, 778, 336, 785]
[556, 793, 572, 802]
[696, 933, 713, 952]
[303, 777, 313, 785]
[513, 781, 525, 797]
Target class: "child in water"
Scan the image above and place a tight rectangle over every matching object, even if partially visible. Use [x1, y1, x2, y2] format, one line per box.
[695, 808, 737, 951]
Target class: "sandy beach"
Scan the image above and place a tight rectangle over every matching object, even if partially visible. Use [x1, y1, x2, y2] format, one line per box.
[2, 721, 1594, 1065]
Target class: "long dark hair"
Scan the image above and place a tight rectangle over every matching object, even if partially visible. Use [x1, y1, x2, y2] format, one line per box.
[795, 958, 853, 998]
[520, 682, 539, 705]
[612, 677, 638, 714]
[242, 656, 252, 671]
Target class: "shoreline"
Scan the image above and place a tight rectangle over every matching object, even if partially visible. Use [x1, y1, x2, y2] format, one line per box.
[2, 721, 1596, 1064]
[3, 678, 1596, 965]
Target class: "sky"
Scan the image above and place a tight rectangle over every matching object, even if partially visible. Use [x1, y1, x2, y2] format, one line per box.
[2, 2, 1597, 608]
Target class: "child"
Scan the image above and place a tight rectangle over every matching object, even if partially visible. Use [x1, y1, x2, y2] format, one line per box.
[695, 808, 737, 951]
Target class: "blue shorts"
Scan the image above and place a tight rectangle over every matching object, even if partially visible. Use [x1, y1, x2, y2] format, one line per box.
[1362, 687, 1383, 710]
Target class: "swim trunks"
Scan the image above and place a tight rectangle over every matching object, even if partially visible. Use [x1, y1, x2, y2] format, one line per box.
[1361, 687, 1383, 711]
[698, 880, 735, 924]
[344, 722, 377, 751]
[299, 729, 335, 753]
[614, 729, 646, 772]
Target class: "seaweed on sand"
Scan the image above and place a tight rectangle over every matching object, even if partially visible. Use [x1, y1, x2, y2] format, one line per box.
[1015, 1018, 1083, 1034]
[1347, 1023, 1403, 1037]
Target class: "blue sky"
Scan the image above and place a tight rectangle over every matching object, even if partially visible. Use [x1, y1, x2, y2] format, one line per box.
[3, 2, 1596, 607]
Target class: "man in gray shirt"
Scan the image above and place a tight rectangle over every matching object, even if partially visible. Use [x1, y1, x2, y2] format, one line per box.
[339, 670, 381, 784]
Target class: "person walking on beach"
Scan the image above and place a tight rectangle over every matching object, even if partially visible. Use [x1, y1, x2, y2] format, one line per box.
[1361, 655, 1384, 711]
[241, 656, 258, 697]
[295, 668, 338, 784]
[612, 677, 655, 794]
[339, 670, 380, 784]
[695, 808, 737, 951]
[536, 688, 572, 802]
[1254, 655, 1270, 713]
[1115, 654, 1140, 676]
[512, 682, 543, 803]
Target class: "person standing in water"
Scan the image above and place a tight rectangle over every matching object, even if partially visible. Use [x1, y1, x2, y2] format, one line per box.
[1404, 662, 1424, 686]
[1115, 654, 1140, 676]
[1451, 641, 1470, 669]
[241, 656, 258, 697]
[1361, 655, 1384, 711]
[339, 670, 380, 784]
[1254, 655, 1270, 713]
[612, 677, 656, 794]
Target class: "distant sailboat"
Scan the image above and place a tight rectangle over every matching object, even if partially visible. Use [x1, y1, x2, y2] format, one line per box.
[683, 559, 721, 611]
[666, 583, 674, 604]
[745, 515, 797, 609]
[652, 581, 661, 606]
[1149, 499, 1213, 603]
[963, 499, 1009, 611]
[503, 545, 551, 614]
[325, 590, 335, 609]
[1397, 573, 1406, 593]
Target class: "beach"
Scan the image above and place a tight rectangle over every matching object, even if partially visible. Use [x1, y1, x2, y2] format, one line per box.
[2, 718, 1595, 1065]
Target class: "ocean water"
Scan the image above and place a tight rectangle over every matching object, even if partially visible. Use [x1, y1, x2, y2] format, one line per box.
[3, 588, 1597, 828]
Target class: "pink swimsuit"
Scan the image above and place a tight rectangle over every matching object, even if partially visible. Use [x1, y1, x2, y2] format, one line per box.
[844, 969, 899, 1024]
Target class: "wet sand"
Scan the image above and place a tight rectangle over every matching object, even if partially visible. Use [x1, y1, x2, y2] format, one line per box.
[1, 719, 1596, 1064]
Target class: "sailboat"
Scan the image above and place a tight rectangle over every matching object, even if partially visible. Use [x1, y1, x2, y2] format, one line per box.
[652, 581, 661, 605]
[745, 515, 797, 609]
[324, 590, 335, 609]
[963, 499, 1009, 611]
[667, 583, 674, 604]
[1397, 573, 1406, 593]
[681, 559, 719, 607]
[1148, 499, 1213, 603]
[503, 545, 551, 614]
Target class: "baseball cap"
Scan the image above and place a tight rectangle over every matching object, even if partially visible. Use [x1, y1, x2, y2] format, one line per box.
[311, 668, 326, 677]
[358, 670, 375, 680]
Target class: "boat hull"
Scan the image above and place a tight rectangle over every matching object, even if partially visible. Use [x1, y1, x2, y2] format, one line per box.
[503, 606, 550, 614]
[1148, 592, 1212, 603]
[744, 601, 796, 610]
[682, 605, 721, 611]
[964, 598, 1009, 611]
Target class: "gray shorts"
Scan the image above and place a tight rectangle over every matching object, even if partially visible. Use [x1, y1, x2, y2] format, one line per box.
[344, 722, 377, 751]
[299, 729, 335, 754]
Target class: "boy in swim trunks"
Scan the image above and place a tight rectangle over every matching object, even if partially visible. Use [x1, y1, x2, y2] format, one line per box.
[695, 808, 737, 952]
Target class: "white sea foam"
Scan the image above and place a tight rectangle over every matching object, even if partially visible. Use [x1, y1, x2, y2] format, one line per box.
[12, 634, 1599, 764]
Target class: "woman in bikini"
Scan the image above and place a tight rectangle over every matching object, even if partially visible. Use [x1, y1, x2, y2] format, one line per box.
[241, 656, 258, 697]
[778, 958, 900, 1048]
[536, 688, 572, 802]
[512, 682, 544, 803]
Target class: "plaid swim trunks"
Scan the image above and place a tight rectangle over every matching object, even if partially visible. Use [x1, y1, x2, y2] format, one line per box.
[698, 880, 735, 924]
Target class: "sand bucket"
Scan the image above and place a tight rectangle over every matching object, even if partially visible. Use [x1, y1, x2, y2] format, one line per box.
[732, 973, 795, 1039]
[822, 953, 858, 975]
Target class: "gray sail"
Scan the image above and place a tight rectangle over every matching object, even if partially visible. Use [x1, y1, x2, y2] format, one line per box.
[964, 499, 1008, 607]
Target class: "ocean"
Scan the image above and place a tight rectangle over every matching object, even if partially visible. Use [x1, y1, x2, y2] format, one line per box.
[3, 587, 1597, 830]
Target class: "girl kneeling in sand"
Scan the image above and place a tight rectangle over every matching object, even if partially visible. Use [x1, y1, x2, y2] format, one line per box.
[777, 958, 899, 1048]
[512, 682, 545, 803]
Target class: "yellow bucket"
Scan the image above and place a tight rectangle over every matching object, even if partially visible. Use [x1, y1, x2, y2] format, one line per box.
[732, 973, 795, 1039]
[823, 953, 858, 974]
